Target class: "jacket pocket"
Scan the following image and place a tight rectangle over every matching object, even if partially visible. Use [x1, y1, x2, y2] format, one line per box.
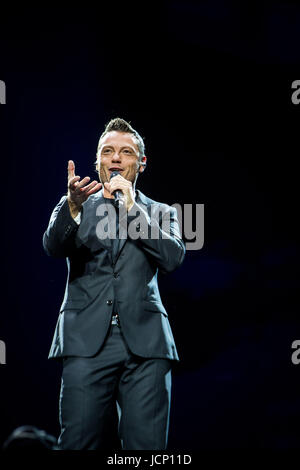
[142, 300, 168, 317]
[59, 298, 88, 312]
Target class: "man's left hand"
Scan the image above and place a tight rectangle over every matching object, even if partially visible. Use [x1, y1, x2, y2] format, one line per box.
[104, 174, 135, 211]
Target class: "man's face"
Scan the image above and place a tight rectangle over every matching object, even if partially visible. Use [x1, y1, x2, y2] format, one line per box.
[97, 131, 144, 185]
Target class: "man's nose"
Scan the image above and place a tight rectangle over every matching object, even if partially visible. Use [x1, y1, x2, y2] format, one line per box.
[111, 152, 121, 161]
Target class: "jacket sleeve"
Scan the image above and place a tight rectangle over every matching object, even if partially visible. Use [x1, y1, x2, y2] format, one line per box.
[42, 196, 80, 258]
[124, 201, 185, 273]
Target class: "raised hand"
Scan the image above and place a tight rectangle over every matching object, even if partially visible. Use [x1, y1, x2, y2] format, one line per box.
[67, 160, 102, 218]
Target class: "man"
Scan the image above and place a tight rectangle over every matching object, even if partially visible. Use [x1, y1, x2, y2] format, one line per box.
[43, 118, 185, 450]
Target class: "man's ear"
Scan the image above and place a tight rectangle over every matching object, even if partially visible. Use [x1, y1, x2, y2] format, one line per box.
[95, 154, 99, 172]
[138, 155, 147, 173]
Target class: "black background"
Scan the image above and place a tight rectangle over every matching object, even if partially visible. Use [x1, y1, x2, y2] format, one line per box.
[1, 1, 300, 451]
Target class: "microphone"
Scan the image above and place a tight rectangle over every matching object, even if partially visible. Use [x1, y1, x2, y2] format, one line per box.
[110, 170, 124, 208]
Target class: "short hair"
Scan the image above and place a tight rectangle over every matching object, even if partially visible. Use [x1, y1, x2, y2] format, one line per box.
[95, 118, 145, 170]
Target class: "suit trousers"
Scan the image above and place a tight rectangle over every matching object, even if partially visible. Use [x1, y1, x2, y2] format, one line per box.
[58, 320, 172, 450]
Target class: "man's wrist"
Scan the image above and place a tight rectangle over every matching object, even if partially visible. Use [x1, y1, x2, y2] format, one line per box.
[67, 197, 82, 219]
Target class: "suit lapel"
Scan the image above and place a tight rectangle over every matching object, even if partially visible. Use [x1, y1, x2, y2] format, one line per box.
[78, 190, 113, 264]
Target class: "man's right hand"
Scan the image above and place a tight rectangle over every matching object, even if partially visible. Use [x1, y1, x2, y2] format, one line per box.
[67, 160, 102, 219]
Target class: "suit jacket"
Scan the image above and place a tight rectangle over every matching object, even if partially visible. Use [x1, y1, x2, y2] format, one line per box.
[43, 189, 185, 361]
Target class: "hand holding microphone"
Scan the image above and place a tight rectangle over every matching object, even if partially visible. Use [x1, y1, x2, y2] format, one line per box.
[109, 171, 125, 208]
[104, 171, 135, 211]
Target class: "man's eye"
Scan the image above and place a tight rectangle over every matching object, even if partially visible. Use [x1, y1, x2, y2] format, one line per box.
[102, 149, 112, 154]
[123, 149, 133, 154]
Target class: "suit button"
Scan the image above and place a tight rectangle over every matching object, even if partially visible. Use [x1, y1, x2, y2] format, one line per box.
[106, 300, 113, 306]
[113, 273, 119, 278]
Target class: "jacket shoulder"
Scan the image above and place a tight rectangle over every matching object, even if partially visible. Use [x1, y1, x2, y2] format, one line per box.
[137, 191, 172, 211]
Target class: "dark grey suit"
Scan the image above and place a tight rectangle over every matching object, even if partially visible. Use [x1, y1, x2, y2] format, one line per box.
[43, 189, 185, 449]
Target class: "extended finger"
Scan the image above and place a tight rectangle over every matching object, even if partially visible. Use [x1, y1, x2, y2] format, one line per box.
[74, 176, 91, 190]
[68, 175, 81, 189]
[79, 180, 99, 192]
[85, 182, 102, 196]
[68, 160, 75, 180]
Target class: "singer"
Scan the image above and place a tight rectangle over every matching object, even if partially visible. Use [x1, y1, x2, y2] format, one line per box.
[43, 118, 185, 450]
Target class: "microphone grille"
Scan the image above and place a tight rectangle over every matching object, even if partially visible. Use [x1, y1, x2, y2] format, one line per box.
[110, 170, 120, 180]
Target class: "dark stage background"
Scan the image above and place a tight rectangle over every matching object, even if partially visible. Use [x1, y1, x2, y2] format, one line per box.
[1, 1, 300, 451]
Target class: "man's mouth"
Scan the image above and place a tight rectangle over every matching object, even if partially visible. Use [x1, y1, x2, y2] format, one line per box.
[109, 167, 124, 173]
